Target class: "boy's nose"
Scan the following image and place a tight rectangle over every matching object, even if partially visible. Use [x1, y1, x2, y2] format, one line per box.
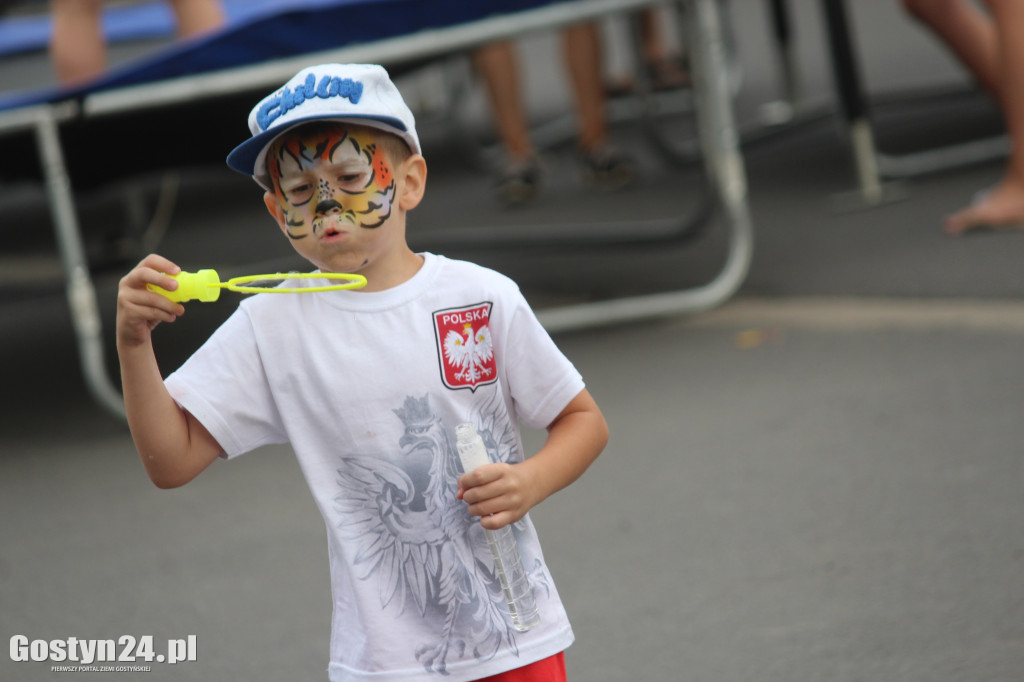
[315, 199, 344, 215]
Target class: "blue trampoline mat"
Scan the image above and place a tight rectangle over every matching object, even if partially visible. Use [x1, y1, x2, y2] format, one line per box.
[0, 0, 319, 58]
[0, 0, 566, 111]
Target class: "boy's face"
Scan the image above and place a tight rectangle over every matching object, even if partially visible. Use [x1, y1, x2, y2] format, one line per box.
[263, 123, 420, 278]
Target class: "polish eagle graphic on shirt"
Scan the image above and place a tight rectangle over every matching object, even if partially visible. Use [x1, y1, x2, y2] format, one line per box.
[443, 322, 494, 386]
[332, 391, 547, 675]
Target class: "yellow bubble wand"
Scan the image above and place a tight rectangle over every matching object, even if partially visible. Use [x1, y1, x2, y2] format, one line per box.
[148, 269, 367, 302]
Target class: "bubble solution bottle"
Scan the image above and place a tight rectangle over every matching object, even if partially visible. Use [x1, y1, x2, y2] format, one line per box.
[455, 422, 541, 632]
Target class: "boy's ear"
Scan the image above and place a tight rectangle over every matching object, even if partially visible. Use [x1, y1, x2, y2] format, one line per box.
[264, 190, 286, 230]
[397, 155, 427, 210]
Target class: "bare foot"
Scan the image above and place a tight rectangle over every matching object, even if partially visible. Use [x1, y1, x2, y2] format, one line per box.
[944, 179, 1024, 235]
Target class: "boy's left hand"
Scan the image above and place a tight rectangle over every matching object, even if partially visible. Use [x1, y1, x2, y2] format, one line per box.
[457, 389, 608, 532]
[457, 462, 540, 531]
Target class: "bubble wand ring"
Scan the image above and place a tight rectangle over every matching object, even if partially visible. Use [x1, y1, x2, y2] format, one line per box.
[219, 272, 367, 294]
[148, 269, 367, 302]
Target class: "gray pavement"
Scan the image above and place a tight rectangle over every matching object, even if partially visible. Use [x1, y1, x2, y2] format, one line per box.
[2, 2, 1024, 681]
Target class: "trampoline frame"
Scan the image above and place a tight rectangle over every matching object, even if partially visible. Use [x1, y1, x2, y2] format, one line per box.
[0, 0, 753, 417]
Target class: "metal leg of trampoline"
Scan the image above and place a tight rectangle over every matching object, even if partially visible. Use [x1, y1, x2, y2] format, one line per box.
[876, 134, 1009, 179]
[819, 0, 883, 205]
[770, 0, 800, 109]
[537, 0, 753, 333]
[15, 0, 747, 411]
[819, 0, 1007, 180]
[34, 107, 126, 418]
[819, 0, 991, 198]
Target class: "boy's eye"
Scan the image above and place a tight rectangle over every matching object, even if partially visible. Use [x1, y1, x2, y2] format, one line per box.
[283, 182, 313, 203]
[337, 170, 370, 187]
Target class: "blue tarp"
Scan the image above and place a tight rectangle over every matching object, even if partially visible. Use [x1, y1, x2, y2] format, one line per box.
[0, 0, 364, 57]
[0, 0, 564, 111]
[0, 0, 575, 187]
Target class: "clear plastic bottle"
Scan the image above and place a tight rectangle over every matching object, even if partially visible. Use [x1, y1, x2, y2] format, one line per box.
[455, 422, 541, 632]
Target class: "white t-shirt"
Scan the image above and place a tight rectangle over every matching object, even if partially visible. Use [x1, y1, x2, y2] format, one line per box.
[165, 253, 584, 681]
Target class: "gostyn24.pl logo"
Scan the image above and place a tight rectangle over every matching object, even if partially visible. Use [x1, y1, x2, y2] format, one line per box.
[10, 635, 197, 666]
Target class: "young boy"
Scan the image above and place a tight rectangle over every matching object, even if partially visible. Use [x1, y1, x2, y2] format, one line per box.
[116, 63, 608, 682]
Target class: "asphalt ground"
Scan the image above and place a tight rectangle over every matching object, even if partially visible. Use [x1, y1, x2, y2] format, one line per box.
[2, 2, 1023, 681]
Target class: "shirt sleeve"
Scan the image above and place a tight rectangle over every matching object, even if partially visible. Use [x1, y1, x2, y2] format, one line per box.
[502, 293, 585, 430]
[164, 307, 286, 458]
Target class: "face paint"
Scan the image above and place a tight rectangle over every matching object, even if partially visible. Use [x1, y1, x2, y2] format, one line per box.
[267, 125, 397, 240]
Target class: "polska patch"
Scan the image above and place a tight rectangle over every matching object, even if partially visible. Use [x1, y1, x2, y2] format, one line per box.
[433, 303, 497, 391]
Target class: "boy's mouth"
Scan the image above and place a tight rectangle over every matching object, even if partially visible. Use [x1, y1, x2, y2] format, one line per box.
[317, 221, 350, 242]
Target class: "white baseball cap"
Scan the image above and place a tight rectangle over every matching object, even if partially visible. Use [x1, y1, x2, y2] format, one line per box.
[227, 63, 420, 188]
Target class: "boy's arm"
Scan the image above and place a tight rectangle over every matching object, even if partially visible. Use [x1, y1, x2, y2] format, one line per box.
[458, 388, 608, 530]
[117, 254, 223, 489]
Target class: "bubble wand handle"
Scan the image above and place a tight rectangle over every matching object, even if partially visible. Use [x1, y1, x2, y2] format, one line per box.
[147, 270, 367, 302]
[455, 422, 540, 632]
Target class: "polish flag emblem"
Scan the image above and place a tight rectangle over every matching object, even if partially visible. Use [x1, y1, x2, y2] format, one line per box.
[433, 303, 497, 391]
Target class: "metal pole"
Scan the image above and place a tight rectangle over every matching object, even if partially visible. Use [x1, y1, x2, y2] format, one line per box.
[537, 0, 753, 333]
[34, 106, 126, 418]
[821, 0, 883, 204]
[768, 0, 800, 113]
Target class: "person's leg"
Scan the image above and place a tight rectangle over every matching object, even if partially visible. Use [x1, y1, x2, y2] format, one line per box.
[561, 22, 606, 153]
[473, 41, 542, 205]
[49, 0, 106, 84]
[562, 22, 634, 190]
[166, 0, 225, 37]
[639, 7, 688, 90]
[473, 41, 536, 162]
[936, 0, 1024, 233]
[900, 0, 1000, 96]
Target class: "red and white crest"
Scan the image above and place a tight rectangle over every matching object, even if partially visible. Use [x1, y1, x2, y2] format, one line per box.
[433, 303, 497, 391]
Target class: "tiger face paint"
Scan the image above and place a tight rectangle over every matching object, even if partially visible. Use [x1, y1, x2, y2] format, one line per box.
[267, 124, 397, 240]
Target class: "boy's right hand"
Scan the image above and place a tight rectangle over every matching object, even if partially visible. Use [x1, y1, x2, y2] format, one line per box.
[117, 254, 186, 349]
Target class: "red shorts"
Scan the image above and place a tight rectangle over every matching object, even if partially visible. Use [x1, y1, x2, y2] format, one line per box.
[475, 652, 567, 682]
